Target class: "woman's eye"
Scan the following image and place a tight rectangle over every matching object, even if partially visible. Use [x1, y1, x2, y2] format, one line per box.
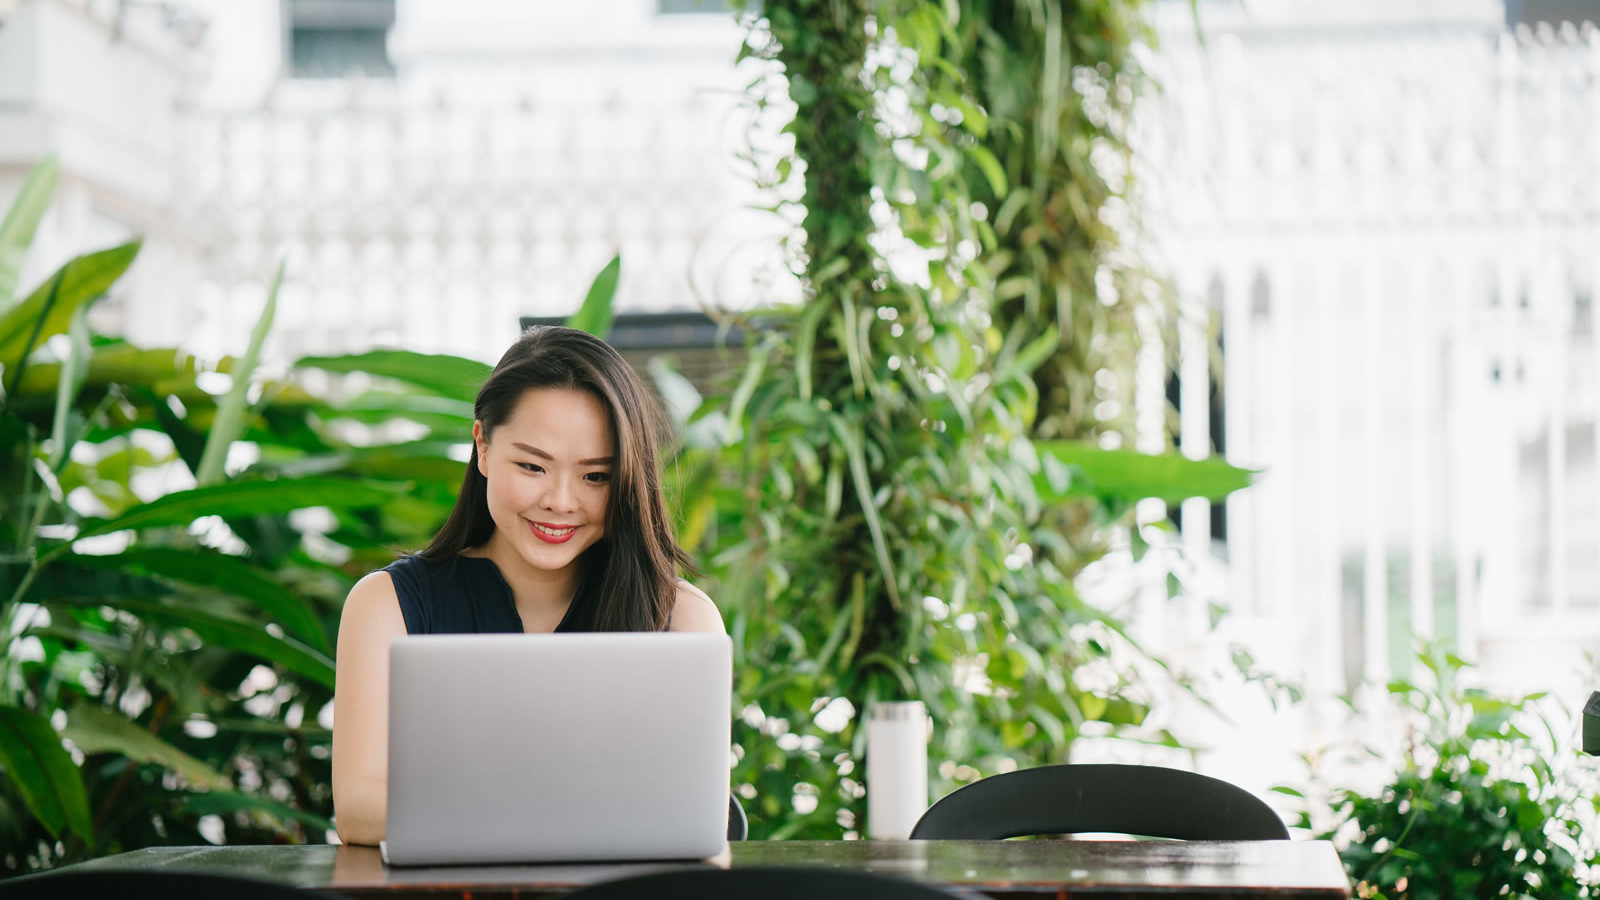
[517, 462, 544, 474]
[584, 472, 611, 484]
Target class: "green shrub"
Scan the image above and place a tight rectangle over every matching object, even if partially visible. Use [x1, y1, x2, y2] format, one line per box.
[1312, 652, 1599, 899]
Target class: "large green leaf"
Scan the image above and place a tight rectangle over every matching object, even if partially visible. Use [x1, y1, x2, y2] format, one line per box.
[45, 302, 93, 472]
[16, 558, 172, 608]
[60, 477, 408, 547]
[0, 156, 59, 311]
[51, 596, 336, 688]
[176, 789, 334, 833]
[1035, 441, 1260, 504]
[308, 393, 473, 441]
[61, 704, 230, 791]
[295, 350, 490, 402]
[338, 389, 474, 423]
[208, 717, 330, 739]
[829, 414, 901, 610]
[260, 441, 466, 485]
[196, 262, 280, 487]
[129, 383, 208, 476]
[11, 344, 210, 404]
[61, 549, 330, 654]
[0, 242, 141, 386]
[566, 253, 621, 338]
[0, 704, 92, 841]
[968, 145, 1008, 199]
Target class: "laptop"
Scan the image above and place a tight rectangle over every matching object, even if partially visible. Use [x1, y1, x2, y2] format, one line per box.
[381, 632, 732, 866]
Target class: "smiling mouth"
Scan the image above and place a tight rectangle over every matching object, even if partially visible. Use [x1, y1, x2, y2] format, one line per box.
[528, 520, 578, 544]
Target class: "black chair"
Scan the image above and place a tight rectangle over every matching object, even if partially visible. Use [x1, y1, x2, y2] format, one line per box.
[561, 867, 976, 900]
[0, 870, 341, 900]
[727, 792, 748, 841]
[909, 763, 1290, 841]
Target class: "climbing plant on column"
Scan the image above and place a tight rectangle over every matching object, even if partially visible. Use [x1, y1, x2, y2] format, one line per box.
[707, 0, 1246, 839]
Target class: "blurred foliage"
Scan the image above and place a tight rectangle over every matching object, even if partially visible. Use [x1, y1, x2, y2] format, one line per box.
[0, 161, 621, 871]
[940, 0, 1158, 442]
[1299, 651, 1599, 899]
[938, 0, 1170, 575]
[704, 0, 1248, 839]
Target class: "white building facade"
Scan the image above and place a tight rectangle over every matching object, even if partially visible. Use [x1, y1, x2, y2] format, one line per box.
[1142, 0, 1600, 698]
[2, 0, 769, 364]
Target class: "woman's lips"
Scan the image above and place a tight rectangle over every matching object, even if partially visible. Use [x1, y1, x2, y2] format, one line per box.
[528, 520, 578, 544]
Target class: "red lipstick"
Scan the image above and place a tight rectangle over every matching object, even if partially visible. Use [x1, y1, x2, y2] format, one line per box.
[528, 520, 578, 544]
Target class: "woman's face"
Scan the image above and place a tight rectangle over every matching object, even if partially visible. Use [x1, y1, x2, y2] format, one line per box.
[474, 388, 615, 579]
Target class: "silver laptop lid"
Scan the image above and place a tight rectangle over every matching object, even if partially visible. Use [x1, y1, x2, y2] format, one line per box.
[384, 632, 732, 866]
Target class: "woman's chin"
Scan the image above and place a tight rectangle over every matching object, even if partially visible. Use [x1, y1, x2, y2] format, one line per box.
[512, 534, 591, 574]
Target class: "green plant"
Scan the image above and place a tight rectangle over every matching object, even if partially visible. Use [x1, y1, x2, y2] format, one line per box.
[936, 0, 1158, 443]
[1308, 651, 1598, 899]
[705, 0, 1251, 839]
[0, 158, 425, 872]
[915, 0, 1179, 583]
[0, 159, 623, 872]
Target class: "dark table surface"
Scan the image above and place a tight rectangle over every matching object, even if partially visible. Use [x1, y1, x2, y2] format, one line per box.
[64, 839, 1353, 899]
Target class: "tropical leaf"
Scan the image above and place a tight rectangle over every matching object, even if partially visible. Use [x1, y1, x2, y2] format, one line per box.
[10, 345, 213, 408]
[208, 717, 330, 739]
[61, 549, 330, 654]
[567, 253, 621, 338]
[310, 405, 473, 441]
[0, 242, 141, 389]
[59, 478, 408, 548]
[61, 704, 230, 791]
[1008, 324, 1059, 377]
[45, 302, 93, 472]
[0, 156, 59, 312]
[260, 442, 466, 485]
[337, 389, 474, 423]
[176, 789, 334, 834]
[829, 414, 901, 610]
[969, 145, 1008, 198]
[195, 262, 281, 487]
[0, 704, 92, 842]
[1035, 441, 1259, 504]
[128, 383, 207, 476]
[295, 350, 490, 402]
[50, 596, 335, 688]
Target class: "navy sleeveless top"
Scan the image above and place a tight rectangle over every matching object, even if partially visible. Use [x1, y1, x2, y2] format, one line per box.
[384, 555, 599, 634]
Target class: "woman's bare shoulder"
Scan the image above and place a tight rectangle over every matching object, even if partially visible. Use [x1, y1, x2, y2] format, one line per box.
[339, 569, 405, 633]
[670, 580, 725, 635]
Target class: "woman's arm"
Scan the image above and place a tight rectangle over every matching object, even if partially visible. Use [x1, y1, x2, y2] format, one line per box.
[331, 571, 408, 845]
[668, 581, 726, 635]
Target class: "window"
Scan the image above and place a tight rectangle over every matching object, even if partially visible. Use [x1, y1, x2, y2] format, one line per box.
[1504, 0, 1600, 28]
[657, 0, 739, 13]
[284, 0, 396, 78]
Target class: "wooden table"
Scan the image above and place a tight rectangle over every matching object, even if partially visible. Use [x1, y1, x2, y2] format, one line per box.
[65, 840, 1352, 898]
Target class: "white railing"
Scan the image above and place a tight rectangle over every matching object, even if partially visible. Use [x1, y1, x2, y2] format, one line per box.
[1140, 14, 1600, 705]
[149, 71, 776, 364]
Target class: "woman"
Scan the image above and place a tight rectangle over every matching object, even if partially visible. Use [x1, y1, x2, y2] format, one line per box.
[330, 326, 725, 846]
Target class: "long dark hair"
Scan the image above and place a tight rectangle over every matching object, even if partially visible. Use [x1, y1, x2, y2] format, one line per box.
[417, 326, 691, 632]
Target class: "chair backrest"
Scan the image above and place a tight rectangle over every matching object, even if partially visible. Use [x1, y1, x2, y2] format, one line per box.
[727, 791, 748, 841]
[909, 763, 1290, 841]
[0, 870, 341, 900]
[561, 867, 973, 900]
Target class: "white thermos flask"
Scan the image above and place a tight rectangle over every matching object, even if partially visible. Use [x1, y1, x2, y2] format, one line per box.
[865, 700, 929, 839]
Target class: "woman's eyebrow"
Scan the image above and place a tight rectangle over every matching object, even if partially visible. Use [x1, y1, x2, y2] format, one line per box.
[511, 442, 614, 466]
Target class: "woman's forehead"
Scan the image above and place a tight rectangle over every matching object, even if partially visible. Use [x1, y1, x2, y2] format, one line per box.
[493, 388, 616, 455]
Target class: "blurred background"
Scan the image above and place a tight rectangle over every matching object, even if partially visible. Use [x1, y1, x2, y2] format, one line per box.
[4, 0, 1600, 881]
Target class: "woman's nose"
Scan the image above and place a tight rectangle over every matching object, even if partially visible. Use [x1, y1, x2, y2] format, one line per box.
[540, 475, 580, 513]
